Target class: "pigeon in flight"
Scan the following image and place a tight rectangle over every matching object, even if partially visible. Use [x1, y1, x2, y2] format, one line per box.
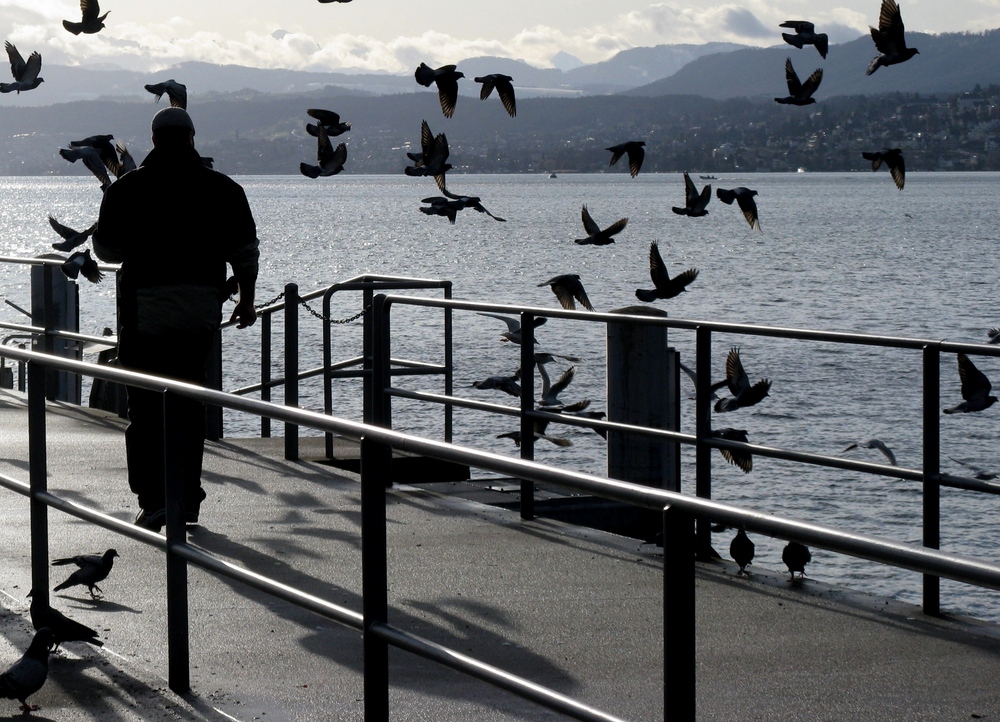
[59, 145, 112, 192]
[441, 187, 506, 221]
[780, 21, 829, 59]
[497, 417, 572, 447]
[106, 140, 136, 179]
[714, 347, 771, 413]
[712, 428, 752, 473]
[306, 108, 351, 137]
[775, 57, 822, 106]
[63, 0, 109, 35]
[635, 241, 698, 302]
[987, 328, 1000, 345]
[144, 79, 186, 109]
[606, 141, 645, 177]
[537, 274, 594, 311]
[716, 187, 761, 233]
[843, 438, 897, 465]
[536, 361, 579, 408]
[943, 353, 997, 414]
[472, 368, 521, 397]
[27, 591, 102, 649]
[730, 528, 755, 574]
[414, 62, 464, 118]
[419, 195, 465, 224]
[474, 74, 516, 117]
[404, 122, 451, 191]
[678, 361, 728, 401]
[1, 42, 43, 94]
[52, 549, 118, 597]
[862, 148, 904, 190]
[300, 125, 347, 178]
[671, 171, 711, 217]
[0, 628, 54, 713]
[477, 311, 547, 345]
[60, 249, 104, 284]
[49, 216, 97, 252]
[782, 541, 811, 581]
[574, 204, 628, 245]
[867, 0, 918, 75]
[948, 456, 998, 481]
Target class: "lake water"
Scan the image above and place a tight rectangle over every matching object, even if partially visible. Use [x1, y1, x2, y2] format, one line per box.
[2, 171, 1000, 622]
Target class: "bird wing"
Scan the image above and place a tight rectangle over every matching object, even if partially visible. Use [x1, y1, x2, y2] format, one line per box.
[418, 119, 433, 160]
[48, 216, 77, 241]
[81, 0, 100, 23]
[602, 216, 628, 238]
[550, 282, 577, 310]
[957, 353, 992, 403]
[725, 347, 750, 396]
[886, 150, 905, 190]
[738, 378, 771, 408]
[800, 67, 823, 98]
[735, 192, 761, 233]
[477, 311, 520, 334]
[607, 144, 625, 168]
[315, 124, 333, 163]
[625, 145, 644, 177]
[548, 365, 577, 399]
[435, 75, 459, 118]
[494, 76, 516, 117]
[167, 82, 187, 109]
[580, 204, 600, 236]
[307, 108, 341, 125]
[681, 172, 698, 207]
[475, 75, 496, 100]
[784, 58, 803, 97]
[779, 20, 814, 32]
[694, 183, 712, 213]
[5, 42, 25, 82]
[413, 62, 434, 87]
[648, 241, 671, 291]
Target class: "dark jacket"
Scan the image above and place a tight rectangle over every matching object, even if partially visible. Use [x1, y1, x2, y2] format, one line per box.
[95, 145, 259, 335]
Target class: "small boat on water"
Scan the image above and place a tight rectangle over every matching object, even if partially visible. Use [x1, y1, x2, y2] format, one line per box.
[549, 173, 557, 179]
[699, 175, 717, 180]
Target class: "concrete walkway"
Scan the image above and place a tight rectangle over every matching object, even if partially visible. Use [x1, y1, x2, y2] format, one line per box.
[1, 388, 1000, 721]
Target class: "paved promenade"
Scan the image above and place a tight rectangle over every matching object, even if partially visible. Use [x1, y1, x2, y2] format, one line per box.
[1, 387, 1000, 721]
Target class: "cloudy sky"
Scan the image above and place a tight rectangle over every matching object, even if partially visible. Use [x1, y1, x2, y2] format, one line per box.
[3, 0, 999, 73]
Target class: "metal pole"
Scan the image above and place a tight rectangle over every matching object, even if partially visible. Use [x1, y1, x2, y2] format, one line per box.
[261, 313, 271, 438]
[663, 504, 696, 721]
[164, 391, 190, 693]
[694, 327, 713, 559]
[284, 283, 299, 460]
[361, 436, 390, 722]
[27, 360, 49, 600]
[323, 291, 335, 458]
[923, 345, 941, 615]
[519, 312, 536, 520]
[371, 295, 394, 488]
[443, 284, 454, 444]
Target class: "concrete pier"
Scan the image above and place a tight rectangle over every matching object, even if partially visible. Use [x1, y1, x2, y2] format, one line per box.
[1, 387, 1000, 721]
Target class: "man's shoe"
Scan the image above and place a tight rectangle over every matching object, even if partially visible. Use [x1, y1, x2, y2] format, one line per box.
[184, 510, 199, 528]
[134, 508, 166, 532]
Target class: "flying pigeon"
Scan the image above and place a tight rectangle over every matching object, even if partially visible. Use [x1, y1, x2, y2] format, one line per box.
[635, 241, 698, 302]
[671, 171, 711, 217]
[943, 353, 998, 414]
[606, 140, 645, 177]
[49, 216, 97, 252]
[714, 347, 771, 413]
[536, 361, 578, 408]
[574, 204, 627, 245]
[0, 628, 54, 712]
[473, 74, 516, 117]
[948, 456, 998, 481]
[300, 125, 347, 178]
[414, 62, 464, 119]
[780, 21, 829, 58]
[441, 187, 505, 221]
[716, 187, 761, 233]
[27, 591, 102, 649]
[60, 249, 104, 284]
[730, 528, 755, 574]
[0, 42, 43, 94]
[782, 541, 811, 581]
[987, 328, 1000, 345]
[775, 57, 822, 106]
[867, 0, 918, 75]
[472, 368, 521, 397]
[106, 140, 136, 179]
[497, 417, 572, 447]
[306, 108, 351, 137]
[404, 122, 451, 191]
[63, 0, 109, 35]
[537, 274, 594, 311]
[862, 148, 904, 190]
[419, 196, 465, 224]
[678, 361, 728, 401]
[52, 548, 118, 597]
[477, 311, 547, 345]
[144, 79, 186, 109]
[843, 438, 897, 465]
[59, 145, 112, 192]
[712, 428, 752, 473]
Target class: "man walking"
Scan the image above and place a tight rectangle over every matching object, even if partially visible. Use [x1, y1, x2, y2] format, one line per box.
[95, 107, 259, 532]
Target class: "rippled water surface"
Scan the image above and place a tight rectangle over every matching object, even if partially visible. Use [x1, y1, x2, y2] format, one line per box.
[2, 171, 1000, 621]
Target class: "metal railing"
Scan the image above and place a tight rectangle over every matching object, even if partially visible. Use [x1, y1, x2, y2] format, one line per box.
[5, 337, 1000, 720]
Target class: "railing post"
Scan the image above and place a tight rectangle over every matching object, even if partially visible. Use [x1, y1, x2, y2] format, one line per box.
[27, 359, 49, 599]
[923, 345, 941, 616]
[363, 284, 375, 426]
[518, 311, 536, 520]
[371, 295, 394, 488]
[694, 326, 714, 559]
[443, 283, 454, 444]
[323, 289, 335, 458]
[663, 504, 696, 721]
[261, 313, 272, 438]
[284, 282, 299, 460]
[164, 391, 190, 693]
[360, 436, 390, 722]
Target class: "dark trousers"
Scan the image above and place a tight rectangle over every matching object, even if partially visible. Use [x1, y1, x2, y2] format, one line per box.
[117, 330, 213, 513]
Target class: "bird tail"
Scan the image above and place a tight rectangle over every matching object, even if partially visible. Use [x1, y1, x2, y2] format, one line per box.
[671, 206, 688, 215]
[299, 163, 321, 179]
[53, 580, 72, 591]
[62, 20, 83, 35]
[51, 558, 75, 566]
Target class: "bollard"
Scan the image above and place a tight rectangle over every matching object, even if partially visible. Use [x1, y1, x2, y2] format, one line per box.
[30, 258, 81, 403]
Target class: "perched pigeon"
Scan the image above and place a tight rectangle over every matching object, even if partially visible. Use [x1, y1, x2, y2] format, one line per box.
[867, 0, 918, 75]
[49, 216, 97, 252]
[606, 140, 645, 177]
[144, 79, 186, 109]
[414, 62, 464, 119]
[60, 249, 104, 284]
[59, 145, 112, 192]
[574, 204, 628, 245]
[404, 123, 451, 191]
[419, 196, 465, 224]
[441, 187, 505, 221]
[1, 42, 43, 94]
[63, 0, 109, 35]
[775, 57, 822, 106]
[537, 274, 594, 311]
[474, 74, 516, 117]
[730, 528, 755, 574]
[0, 628, 54, 712]
[477, 311, 547, 345]
[27, 591, 102, 649]
[782, 541, 811, 581]
[714, 347, 771, 413]
[844, 438, 897, 465]
[472, 368, 521, 397]
[671, 171, 711, 217]
[780, 21, 829, 59]
[716, 187, 761, 233]
[862, 148, 904, 190]
[712, 428, 752, 473]
[52, 548, 118, 597]
[306, 108, 351, 137]
[635, 241, 698, 302]
[300, 125, 347, 178]
[943, 353, 998, 414]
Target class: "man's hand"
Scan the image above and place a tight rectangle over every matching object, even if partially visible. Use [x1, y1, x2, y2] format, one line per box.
[230, 299, 257, 329]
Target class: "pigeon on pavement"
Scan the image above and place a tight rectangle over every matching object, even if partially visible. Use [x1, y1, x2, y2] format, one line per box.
[730, 528, 755, 574]
[782, 541, 811, 581]
[27, 591, 103, 649]
[52, 549, 118, 598]
[0, 628, 54, 712]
